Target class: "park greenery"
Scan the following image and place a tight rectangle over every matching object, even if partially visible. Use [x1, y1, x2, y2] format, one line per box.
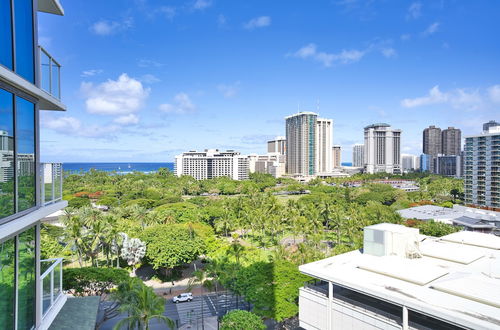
[42, 169, 464, 325]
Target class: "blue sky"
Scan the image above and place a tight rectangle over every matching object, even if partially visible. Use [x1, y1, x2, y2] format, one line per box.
[39, 0, 500, 162]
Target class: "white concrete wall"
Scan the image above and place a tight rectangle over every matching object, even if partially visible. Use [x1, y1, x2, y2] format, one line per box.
[299, 287, 402, 330]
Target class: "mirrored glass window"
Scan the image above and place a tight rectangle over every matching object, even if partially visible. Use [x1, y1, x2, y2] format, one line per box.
[0, 0, 13, 69]
[0, 89, 15, 218]
[18, 227, 36, 330]
[16, 96, 36, 212]
[14, 0, 35, 82]
[0, 238, 15, 328]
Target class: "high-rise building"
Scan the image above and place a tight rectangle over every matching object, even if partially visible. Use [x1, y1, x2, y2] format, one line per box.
[435, 155, 462, 178]
[352, 144, 364, 167]
[0, 1, 69, 329]
[483, 120, 500, 132]
[316, 118, 333, 173]
[464, 125, 500, 209]
[332, 145, 341, 168]
[286, 112, 318, 176]
[285, 112, 334, 175]
[423, 125, 442, 156]
[364, 123, 402, 174]
[174, 149, 250, 180]
[267, 136, 286, 155]
[442, 127, 461, 155]
[420, 154, 432, 172]
[401, 154, 419, 172]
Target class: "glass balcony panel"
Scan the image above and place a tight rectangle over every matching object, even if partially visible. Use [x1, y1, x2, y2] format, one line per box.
[41, 163, 63, 206]
[41, 51, 51, 93]
[38, 47, 61, 100]
[42, 274, 51, 314]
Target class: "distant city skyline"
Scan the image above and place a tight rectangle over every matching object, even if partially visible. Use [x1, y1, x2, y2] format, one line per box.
[37, 1, 500, 163]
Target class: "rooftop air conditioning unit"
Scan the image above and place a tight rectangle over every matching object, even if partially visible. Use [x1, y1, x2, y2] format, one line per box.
[363, 223, 421, 258]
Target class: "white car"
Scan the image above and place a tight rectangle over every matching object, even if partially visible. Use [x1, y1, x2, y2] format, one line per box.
[172, 293, 193, 303]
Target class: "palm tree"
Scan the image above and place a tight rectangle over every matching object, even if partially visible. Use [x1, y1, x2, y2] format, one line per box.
[113, 282, 174, 330]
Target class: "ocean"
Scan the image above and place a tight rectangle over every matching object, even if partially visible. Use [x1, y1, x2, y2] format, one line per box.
[63, 162, 174, 174]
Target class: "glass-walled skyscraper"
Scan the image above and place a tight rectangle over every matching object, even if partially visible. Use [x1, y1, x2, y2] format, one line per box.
[0, 1, 68, 329]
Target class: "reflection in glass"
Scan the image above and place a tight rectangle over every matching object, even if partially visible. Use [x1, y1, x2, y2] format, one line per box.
[18, 227, 36, 330]
[16, 96, 36, 212]
[41, 50, 51, 93]
[14, 0, 35, 82]
[52, 59, 60, 99]
[0, 89, 15, 218]
[0, 0, 13, 69]
[0, 238, 15, 328]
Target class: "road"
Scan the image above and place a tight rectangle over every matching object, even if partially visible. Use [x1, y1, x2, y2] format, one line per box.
[100, 292, 250, 330]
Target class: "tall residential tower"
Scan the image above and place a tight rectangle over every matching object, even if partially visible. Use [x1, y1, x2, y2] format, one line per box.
[442, 127, 462, 155]
[285, 112, 333, 175]
[464, 125, 500, 210]
[423, 125, 442, 156]
[352, 144, 364, 167]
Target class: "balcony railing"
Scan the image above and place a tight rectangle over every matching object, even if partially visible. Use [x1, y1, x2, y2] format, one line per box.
[40, 258, 64, 319]
[40, 163, 63, 206]
[39, 46, 61, 99]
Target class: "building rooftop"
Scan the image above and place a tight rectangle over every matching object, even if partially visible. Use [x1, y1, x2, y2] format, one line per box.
[299, 228, 500, 330]
[364, 123, 391, 129]
[284, 111, 318, 119]
[397, 204, 500, 224]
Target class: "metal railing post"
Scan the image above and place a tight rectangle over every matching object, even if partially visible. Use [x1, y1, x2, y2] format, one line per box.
[40, 164, 45, 206]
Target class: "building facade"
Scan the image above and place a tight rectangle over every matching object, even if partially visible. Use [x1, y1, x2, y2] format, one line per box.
[286, 112, 318, 176]
[352, 144, 364, 168]
[464, 125, 500, 210]
[315, 118, 333, 173]
[0, 1, 68, 329]
[401, 154, 419, 172]
[332, 145, 341, 168]
[483, 120, 499, 133]
[442, 127, 462, 155]
[248, 153, 286, 178]
[423, 125, 442, 156]
[364, 123, 402, 174]
[174, 149, 250, 180]
[267, 136, 286, 155]
[435, 155, 462, 177]
[298, 224, 500, 330]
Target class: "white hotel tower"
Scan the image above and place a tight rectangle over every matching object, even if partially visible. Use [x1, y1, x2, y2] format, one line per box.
[174, 149, 250, 180]
[364, 123, 402, 174]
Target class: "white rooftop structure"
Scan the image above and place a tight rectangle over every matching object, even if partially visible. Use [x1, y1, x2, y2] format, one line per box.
[397, 204, 500, 225]
[299, 223, 500, 330]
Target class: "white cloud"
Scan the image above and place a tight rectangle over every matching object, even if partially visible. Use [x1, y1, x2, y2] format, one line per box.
[114, 114, 139, 125]
[488, 85, 500, 103]
[158, 6, 176, 20]
[381, 48, 397, 58]
[159, 93, 196, 114]
[407, 2, 422, 20]
[244, 16, 271, 30]
[193, 0, 212, 10]
[217, 82, 240, 98]
[90, 18, 133, 36]
[422, 22, 440, 36]
[42, 116, 120, 138]
[290, 43, 365, 67]
[81, 69, 103, 77]
[138, 59, 163, 68]
[140, 74, 161, 84]
[400, 34, 411, 41]
[81, 73, 150, 115]
[401, 85, 483, 110]
[217, 14, 227, 26]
